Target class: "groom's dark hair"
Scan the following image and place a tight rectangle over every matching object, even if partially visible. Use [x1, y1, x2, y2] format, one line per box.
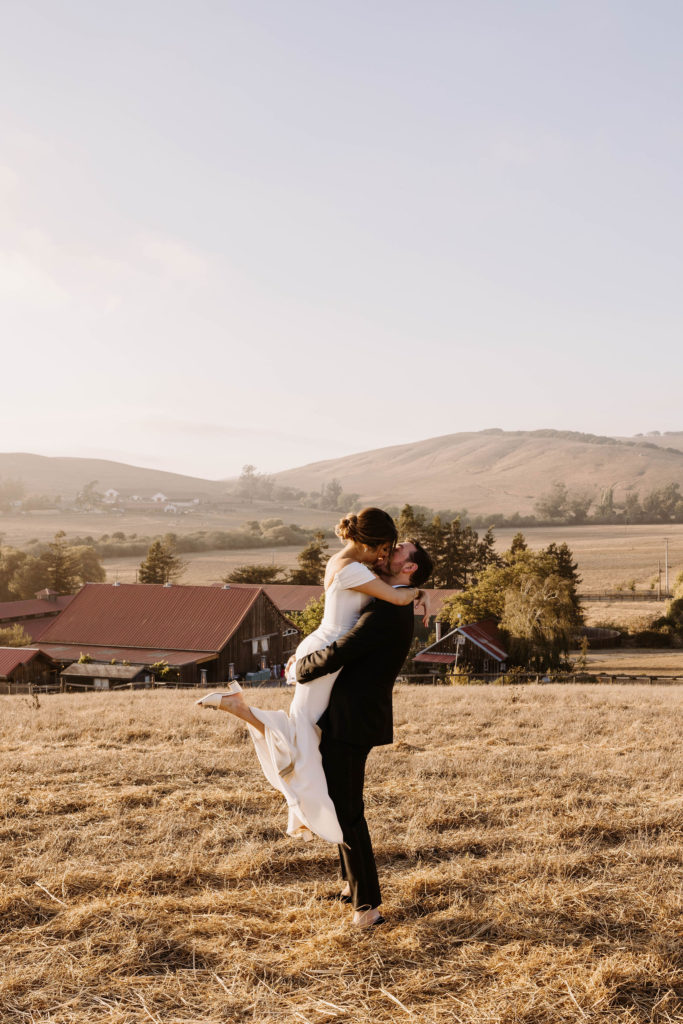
[407, 539, 433, 587]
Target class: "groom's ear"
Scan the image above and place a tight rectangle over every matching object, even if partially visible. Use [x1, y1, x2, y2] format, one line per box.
[403, 561, 417, 581]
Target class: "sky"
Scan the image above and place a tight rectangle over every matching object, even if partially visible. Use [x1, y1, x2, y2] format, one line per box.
[1, 0, 682, 480]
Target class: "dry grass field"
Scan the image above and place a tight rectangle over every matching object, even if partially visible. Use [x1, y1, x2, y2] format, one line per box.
[2, 686, 682, 1023]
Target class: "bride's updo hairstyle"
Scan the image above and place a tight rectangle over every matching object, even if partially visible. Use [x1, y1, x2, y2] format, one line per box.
[335, 507, 398, 555]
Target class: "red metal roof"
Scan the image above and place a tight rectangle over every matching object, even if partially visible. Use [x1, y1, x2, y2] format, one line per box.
[414, 652, 456, 664]
[38, 583, 264, 652]
[38, 643, 211, 667]
[226, 583, 324, 611]
[415, 619, 508, 664]
[0, 647, 45, 677]
[459, 622, 508, 661]
[0, 595, 74, 622]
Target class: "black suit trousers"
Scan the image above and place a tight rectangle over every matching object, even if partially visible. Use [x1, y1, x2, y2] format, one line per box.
[319, 732, 381, 912]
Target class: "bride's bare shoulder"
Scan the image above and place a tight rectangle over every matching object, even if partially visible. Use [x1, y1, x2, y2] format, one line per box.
[324, 555, 369, 589]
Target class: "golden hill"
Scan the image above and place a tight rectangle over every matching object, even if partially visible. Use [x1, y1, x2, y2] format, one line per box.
[0, 453, 224, 500]
[273, 429, 683, 515]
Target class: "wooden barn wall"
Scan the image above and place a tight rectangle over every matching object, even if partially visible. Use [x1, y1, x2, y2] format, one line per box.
[218, 594, 300, 677]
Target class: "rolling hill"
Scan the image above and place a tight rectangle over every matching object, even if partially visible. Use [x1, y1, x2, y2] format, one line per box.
[272, 429, 683, 515]
[2, 430, 683, 515]
[0, 453, 225, 500]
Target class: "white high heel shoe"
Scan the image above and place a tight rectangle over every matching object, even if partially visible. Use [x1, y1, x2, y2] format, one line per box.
[195, 683, 243, 709]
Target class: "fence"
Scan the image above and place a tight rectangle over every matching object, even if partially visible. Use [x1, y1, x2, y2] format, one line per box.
[400, 672, 683, 686]
[580, 591, 670, 602]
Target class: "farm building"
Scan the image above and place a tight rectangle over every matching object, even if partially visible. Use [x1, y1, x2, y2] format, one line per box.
[36, 583, 300, 685]
[0, 647, 58, 693]
[0, 592, 75, 641]
[60, 662, 149, 691]
[415, 619, 508, 675]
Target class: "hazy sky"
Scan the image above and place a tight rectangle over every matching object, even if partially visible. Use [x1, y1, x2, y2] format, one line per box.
[2, 1, 682, 480]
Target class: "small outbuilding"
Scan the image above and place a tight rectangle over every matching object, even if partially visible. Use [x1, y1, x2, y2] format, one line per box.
[0, 647, 58, 693]
[60, 663, 149, 691]
[415, 619, 508, 676]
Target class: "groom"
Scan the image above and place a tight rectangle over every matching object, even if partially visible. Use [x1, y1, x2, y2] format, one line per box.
[293, 539, 433, 928]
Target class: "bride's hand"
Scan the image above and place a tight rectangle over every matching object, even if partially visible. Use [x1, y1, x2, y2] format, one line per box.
[285, 655, 296, 683]
[414, 590, 430, 628]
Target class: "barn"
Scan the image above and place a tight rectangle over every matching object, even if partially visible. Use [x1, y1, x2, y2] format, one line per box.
[415, 619, 508, 676]
[36, 583, 301, 685]
[0, 647, 58, 693]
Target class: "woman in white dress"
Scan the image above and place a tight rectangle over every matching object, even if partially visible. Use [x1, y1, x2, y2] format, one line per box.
[196, 508, 423, 844]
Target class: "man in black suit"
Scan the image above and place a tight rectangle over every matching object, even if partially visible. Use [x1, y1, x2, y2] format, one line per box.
[293, 539, 433, 928]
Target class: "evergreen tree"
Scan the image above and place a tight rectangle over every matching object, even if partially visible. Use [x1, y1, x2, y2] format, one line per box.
[138, 538, 186, 584]
[507, 532, 528, 561]
[44, 531, 80, 593]
[224, 564, 286, 584]
[397, 504, 427, 542]
[288, 532, 329, 585]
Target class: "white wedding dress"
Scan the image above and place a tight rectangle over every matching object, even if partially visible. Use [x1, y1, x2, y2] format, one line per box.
[246, 561, 376, 844]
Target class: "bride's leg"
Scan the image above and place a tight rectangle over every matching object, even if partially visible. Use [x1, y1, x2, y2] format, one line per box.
[218, 693, 266, 735]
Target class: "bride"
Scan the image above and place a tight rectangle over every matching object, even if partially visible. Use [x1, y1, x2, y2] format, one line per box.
[196, 508, 423, 843]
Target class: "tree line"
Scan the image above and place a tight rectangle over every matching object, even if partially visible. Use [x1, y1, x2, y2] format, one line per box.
[0, 532, 105, 603]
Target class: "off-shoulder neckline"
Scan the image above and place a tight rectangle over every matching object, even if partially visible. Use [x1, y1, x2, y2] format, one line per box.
[324, 559, 376, 592]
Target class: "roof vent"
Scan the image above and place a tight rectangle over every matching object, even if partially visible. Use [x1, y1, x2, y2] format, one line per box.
[113, 581, 121, 587]
[222, 584, 231, 589]
[164, 582, 172, 587]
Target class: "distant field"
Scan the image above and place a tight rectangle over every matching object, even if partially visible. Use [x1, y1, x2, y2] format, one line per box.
[1, 685, 681, 1023]
[581, 600, 670, 629]
[104, 545, 305, 585]
[584, 647, 683, 674]
[0, 503, 340, 548]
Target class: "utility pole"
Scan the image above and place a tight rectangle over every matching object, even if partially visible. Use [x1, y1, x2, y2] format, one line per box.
[658, 560, 661, 600]
[664, 538, 669, 596]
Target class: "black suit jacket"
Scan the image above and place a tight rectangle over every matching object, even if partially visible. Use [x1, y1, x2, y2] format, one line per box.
[295, 597, 414, 748]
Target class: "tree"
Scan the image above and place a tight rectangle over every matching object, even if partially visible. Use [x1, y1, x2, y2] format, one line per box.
[420, 515, 500, 588]
[75, 480, 102, 510]
[44, 532, 80, 593]
[501, 573, 578, 669]
[623, 491, 643, 523]
[320, 479, 343, 510]
[642, 483, 683, 522]
[138, 538, 186, 584]
[0, 623, 32, 646]
[6, 555, 47, 600]
[397, 504, 428, 541]
[288, 532, 329, 585]
[238, 465, 273, 502]
[506, 532, 528, 561]
[288, 595, 325, 637]
[0, 547, 28, 600]
[223, 564, 286, 584]
[0, 477, 25, 511]
[594, 487, 616, 521]
[71, 545, 106, 585]
[440, 543, 583, 670]
[535, 482, 570, 520]
[567, 491, 593, 524]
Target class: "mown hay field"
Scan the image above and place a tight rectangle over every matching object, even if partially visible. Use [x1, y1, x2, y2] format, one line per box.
[1, 686, 682, 1024]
